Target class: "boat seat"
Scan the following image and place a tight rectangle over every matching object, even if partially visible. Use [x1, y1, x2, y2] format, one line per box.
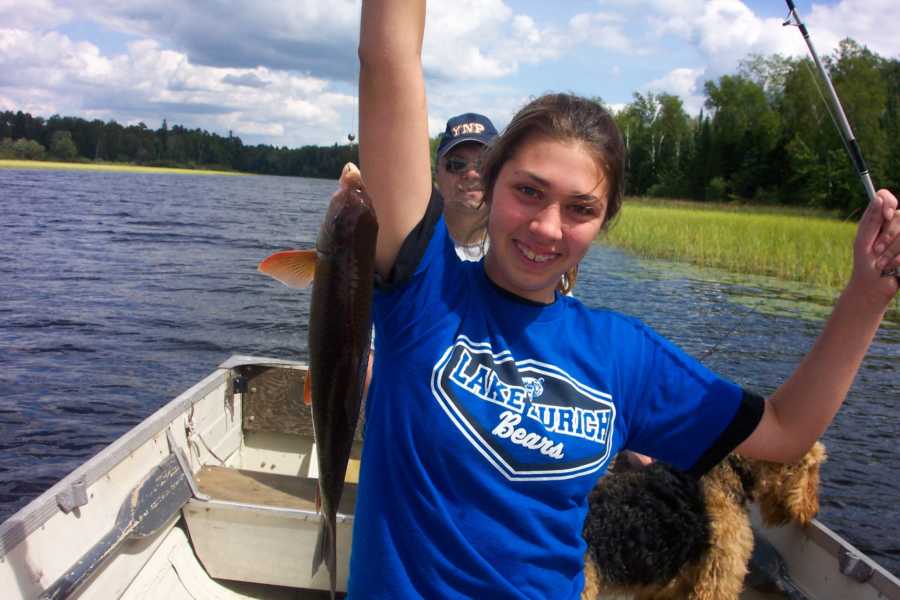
[194, 465, 357, 515]
[184, 465, 357, 590]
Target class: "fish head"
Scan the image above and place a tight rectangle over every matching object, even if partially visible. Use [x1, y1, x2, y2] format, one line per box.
[339, 162, 364, 191]
[319, 163, 378, 250]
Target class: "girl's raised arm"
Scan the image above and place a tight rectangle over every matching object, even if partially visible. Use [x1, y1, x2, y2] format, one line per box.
[359, 0, 433, 277]
[738, 189, 899, 461]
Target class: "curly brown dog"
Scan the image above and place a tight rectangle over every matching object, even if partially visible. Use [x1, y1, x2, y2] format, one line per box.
[582, 442, 826, 600]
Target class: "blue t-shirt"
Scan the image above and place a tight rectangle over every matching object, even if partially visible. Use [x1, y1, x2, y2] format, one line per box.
[348, 207, 760, 599]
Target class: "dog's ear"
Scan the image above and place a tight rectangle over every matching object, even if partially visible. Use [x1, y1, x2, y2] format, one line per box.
[755, 442, 827, 526]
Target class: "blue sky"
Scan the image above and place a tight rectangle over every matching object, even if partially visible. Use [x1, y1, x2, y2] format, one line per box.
[1, 0, 896, 147]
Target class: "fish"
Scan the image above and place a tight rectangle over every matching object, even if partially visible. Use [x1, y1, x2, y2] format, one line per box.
[258, 162, 377, 598]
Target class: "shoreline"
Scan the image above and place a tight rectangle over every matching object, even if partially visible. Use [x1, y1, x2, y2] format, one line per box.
[602, 197, 899, 322]
[0, 159, 247, 176]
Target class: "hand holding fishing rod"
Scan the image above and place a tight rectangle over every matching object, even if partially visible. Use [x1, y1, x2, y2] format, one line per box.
[852, 189, 900, 305]
[783, 0, 900, 283]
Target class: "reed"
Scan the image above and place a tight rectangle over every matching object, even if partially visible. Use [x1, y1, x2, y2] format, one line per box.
[0, 159, 245, 176]
[602, 198, 898, 321]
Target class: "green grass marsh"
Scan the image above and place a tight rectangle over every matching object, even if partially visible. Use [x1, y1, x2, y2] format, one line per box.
[601, 198, 897, 322]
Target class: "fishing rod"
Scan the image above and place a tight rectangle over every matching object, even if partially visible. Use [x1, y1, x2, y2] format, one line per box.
[782, 0, 898, 279]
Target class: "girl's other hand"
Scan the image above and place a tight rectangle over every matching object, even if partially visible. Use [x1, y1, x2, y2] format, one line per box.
[850, 189, 900, 307]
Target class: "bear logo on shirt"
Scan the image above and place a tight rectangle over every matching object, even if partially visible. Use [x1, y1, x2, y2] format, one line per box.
[431, 335, 617, 481]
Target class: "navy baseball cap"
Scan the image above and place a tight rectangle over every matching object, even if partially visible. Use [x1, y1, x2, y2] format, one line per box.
[436, 113, 498, 160]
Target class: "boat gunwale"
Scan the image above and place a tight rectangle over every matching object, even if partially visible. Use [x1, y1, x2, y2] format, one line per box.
[0, 355, 306, 561]
[0, 368, 226, 560]
[804, 517, 900, 597]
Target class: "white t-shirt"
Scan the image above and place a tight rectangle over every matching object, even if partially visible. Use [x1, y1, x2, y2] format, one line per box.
[455, 238, 488, 261]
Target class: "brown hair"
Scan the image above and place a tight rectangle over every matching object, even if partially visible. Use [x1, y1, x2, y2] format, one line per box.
[476, 93, 626, 295]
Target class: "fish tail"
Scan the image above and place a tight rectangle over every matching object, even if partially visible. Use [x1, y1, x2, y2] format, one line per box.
[311, 514, 337, 599]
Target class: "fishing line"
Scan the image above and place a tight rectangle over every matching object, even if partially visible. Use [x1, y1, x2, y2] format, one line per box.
[800, 59, 866, 223]
[348, 68, 358, 143]
[800, 59, 853, 173]
[700, 299, 765, 362]
[782, 0, 899, 279]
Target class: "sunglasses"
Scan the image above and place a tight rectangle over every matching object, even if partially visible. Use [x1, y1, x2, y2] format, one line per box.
[444, 157, 481, 174]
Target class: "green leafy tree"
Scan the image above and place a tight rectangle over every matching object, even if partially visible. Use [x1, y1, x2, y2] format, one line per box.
[12, 138, 46, 159]
[739, 53, 793, 104]
[650, 94, 693, 197]
[50, 130, 79, 160]
[880, 57, 900, 194]
[681, 111, 713, 201]
[0, 137, 15, 158]
[829, 39, 889, 215]
[704, 75, 781, 199]
[616, 92, 659, 195]
[779, 57, 833, 206]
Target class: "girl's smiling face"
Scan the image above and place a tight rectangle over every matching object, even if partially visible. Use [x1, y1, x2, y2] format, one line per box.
[484, 134, 608, 304]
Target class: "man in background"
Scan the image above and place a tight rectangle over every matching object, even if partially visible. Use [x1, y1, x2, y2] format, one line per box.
[433, 112, 498, 261]
[361, 113, 498, 401]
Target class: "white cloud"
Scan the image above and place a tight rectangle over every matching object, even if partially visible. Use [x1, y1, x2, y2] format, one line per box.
[569, 12, 637, 53]
[645, 67, 706, 114]
[0, 28, 353, 146]
[806, 0, 900, 58]
[0, 0, 73, 30]
[1, 0, 894, 148]
[692, 0, 802, 69]
[424, 79, 527, 136]
[422, 0, 566, 80]
[42, 0, 362, 79]
[627, 0, 894, 72]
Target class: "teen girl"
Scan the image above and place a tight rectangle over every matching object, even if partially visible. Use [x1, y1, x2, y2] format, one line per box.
[349, 1, 900, 597]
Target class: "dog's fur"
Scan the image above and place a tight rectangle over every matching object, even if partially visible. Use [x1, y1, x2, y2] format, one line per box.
[582, 442, 826, 600]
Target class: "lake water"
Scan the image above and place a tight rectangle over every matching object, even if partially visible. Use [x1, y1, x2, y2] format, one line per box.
[1, 168, 897, 576]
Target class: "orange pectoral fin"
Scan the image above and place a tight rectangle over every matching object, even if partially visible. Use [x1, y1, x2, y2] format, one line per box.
[304, 369, 312, 406]
[258, 249, 317, 289]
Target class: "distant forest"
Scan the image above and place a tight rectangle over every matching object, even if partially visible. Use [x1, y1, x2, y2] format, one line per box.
[2, 39, 897, 216]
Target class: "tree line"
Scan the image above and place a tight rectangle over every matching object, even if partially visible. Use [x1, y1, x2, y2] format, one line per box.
[2, 39, 896, 215]
[0, 114, 359, 180]
[611, 39, 899, 216]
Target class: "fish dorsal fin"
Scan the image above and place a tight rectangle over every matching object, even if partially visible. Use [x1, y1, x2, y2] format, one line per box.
[258, 249, 317, 289]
